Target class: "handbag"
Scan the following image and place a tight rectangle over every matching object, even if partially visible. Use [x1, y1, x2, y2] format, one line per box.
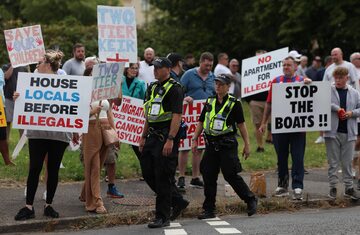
[100, 124, 119, 146]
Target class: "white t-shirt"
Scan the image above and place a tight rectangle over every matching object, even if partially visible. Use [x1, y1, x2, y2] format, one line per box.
[139, 61, 155, 85]
[214, 64, 235, 94]
[323, 61, 359, 89]
[89, 99, 110, 120]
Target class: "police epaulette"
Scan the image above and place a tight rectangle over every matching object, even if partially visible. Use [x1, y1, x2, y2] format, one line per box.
[229, 96, 236, 102]
[169, 78, 180, 86]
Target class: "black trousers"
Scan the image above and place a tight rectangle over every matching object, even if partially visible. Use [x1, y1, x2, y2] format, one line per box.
[26, 139, 68, 205]
[140, 134, 184, 221]
[200, 140, 255, 212]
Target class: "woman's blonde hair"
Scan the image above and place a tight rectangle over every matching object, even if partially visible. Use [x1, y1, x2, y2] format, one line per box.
[44, 49, 64, 72]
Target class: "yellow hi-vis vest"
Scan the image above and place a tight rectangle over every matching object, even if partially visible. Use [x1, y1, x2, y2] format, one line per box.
[144, 78, 175, 123]
[203, 95, 236, 136]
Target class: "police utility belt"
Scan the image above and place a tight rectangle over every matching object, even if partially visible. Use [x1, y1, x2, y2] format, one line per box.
[204, 134, 237, 151]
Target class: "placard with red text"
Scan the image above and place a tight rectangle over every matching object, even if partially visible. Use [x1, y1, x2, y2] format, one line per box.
[241, 47, 288, 98]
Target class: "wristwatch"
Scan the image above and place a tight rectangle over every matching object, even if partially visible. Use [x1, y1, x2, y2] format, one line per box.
[167, 135, 175, 140]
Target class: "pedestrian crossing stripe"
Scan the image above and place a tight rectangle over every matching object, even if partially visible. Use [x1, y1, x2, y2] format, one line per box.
[169, 223, 181, 228]
[207, 221, 230, 226]
[164, 228, 187, 235]
[215, 227, 242, 234]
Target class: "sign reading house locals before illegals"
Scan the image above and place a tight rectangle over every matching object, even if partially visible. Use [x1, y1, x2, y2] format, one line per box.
[91, 62, 124, 102]
[241, 47, 288, 98]
[13, 72, 92, 133]
[4, 25, 46, 68]
[97, 5, 138, 63]
[271, 81, 331, 134]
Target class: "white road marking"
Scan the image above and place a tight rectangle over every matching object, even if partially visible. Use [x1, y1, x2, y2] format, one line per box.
[164, 228, 187, 235]
[215, 227, 242, 234]
[169, 223, 181, 228]
[206, 221, 230, 226]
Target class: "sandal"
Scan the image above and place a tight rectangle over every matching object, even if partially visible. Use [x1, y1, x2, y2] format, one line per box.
[95, 206, 107, 214]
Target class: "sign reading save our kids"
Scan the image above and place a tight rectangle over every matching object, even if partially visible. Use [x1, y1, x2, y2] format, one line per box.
[97, 6, 137, 63]
[91, 62, 124, 102]
[271, 81, 331, 134]
[4, 25, 46, 68]
[241, 47, 288, 98]
[13, 73, 92, 133]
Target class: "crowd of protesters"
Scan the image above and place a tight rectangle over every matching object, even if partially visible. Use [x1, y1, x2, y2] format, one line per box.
[2, 43, 360, 228]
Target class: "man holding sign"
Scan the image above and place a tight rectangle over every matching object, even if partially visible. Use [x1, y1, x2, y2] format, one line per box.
[259, 56, 312, 200]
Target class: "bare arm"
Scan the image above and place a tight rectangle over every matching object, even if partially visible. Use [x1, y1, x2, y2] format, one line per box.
[4, 66, 13, 80]
[259, 102, 271, 133]
[237, 122, 250, 159]
[162, 113, 182, 156]
[191, 121, 204, 153]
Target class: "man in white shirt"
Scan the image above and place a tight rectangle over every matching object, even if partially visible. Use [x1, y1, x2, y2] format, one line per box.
[214, 53, 235, 94]
[323, 48, 358, 89]
[139, 47, 156, 85]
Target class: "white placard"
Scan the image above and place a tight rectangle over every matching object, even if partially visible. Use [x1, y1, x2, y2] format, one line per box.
[13, 72, 92, 133]
[97, 6, 138, 63]
[241, 47, 288, 98]
[91, 62, 124, 102]
[4, 25, 46, 68]
[271, 81, 331, 133]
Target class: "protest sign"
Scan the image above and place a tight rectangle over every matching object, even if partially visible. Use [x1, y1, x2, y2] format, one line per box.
[4, 25, 45, 68]
[13, 72, 92, 133]
[91, 62, 124, 102]
[113, 96, 145, 145]
[0, 96, 6, 127]
[179, 100, 206, 151]
[271, 81, 331, 134]
[241, 47, 288, 98]
[97, 5, 137, 63]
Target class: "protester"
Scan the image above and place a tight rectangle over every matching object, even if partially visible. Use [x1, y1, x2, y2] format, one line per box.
[0, 68, 13, 166]
[305, 56, 322, 81]
[166, 53, 184, 82]
[229, 58, 242, 99]
[297, 55, 308, 76]
[323, 48, 358, 89]
[79, 61, 122, 213]
[259, 56, 312, 200]
[14, 50, 73, 220]
[121, 62, 146, 161]
[183, 53, 196, 71]
[178, 52, 216, 192]
[139, 47, 156, 85]
[62, 43, 86, 76]
[1, 63, 29, 139]
[324, 67, 360, 200]
[244, 50, 271, 153]
[139, 57, 189, 228]
[350, 52, 360, 189]
[214, 53, 237, 95]
[191, 73, 257, 219]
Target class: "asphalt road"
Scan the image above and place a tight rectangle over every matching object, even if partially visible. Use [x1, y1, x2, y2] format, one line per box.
[19, 206, 360, 235]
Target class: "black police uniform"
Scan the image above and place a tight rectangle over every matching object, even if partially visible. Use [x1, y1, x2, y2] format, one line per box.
[199, 94, 256, 215]
[140, 77, 187, 223]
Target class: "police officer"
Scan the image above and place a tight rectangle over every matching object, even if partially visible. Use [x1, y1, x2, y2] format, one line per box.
[139, 57, 189, 228]
[191, 74, 257, 219]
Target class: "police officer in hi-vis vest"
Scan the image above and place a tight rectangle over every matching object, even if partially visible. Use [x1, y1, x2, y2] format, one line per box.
[191, 74, 257, 219]
[139, 57, 189, 228]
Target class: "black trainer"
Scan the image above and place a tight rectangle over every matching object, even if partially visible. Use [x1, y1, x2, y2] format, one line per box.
[44, 205, 59, 218]
[328, 188, 337, 199]
[344, 188, 360, 200]
[170, 199, 189, 221]
[14, 207, 35, 221]
[198, 210, 216, 220]
[190, 178, 204, 188]
[177, 176, 186, 192]
[247, 197, 258, 216]
[148, 218, 170, 228]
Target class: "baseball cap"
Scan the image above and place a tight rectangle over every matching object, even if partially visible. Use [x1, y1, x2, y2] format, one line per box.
[151, 57, 172, 68]
[288, 50, 302, 62]
[214, 74, 232, 85]
[166, 53, 184, 67]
